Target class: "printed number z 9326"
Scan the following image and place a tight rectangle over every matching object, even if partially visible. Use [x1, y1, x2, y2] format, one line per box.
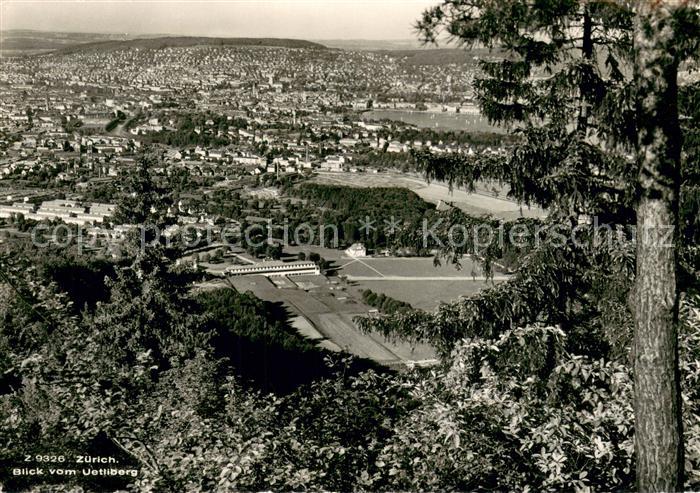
[24, 455, 66, 463]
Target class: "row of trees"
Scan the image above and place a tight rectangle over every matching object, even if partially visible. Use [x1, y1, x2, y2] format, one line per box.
[361, 289, 413, 314]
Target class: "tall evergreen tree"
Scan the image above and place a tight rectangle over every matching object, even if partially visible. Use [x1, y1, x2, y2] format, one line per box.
[632, 2, 699, 489]
[359, 1, 700, 488]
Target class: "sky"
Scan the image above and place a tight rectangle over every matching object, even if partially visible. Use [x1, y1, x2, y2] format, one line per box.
[1, 0, 439, 40]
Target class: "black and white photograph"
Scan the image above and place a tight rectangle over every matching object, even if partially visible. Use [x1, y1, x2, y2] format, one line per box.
[0, 0, 699, 491]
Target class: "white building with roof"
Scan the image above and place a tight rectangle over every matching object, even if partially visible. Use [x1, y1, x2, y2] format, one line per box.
[345, 243, 367, 258]
[224, 260, 320, 277]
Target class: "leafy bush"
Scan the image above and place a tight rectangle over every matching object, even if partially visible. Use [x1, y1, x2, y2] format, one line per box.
[2, 240, 699, 492]
[362, 296, 700, 491]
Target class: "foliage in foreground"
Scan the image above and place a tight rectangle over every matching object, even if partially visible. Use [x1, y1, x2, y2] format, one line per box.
[1, 238, 699, 491]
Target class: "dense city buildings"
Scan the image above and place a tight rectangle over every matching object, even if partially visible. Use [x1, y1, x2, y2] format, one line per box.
[0, 38, 516, 255]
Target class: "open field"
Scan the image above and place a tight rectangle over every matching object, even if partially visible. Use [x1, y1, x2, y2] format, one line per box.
[316, 313, 399, 362]
[284, 245, 352, 261]
[311, 171, 545, 220]
[225, 272, 438, 366]
[347, 279, 493, 311]
[212, 252, 508, 365]
[338, 256, 481, 277]
[337, 256, 502, 311]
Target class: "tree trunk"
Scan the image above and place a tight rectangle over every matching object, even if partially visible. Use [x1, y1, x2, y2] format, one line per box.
[577, 5, 593, 134]
[633, 2, 683, 491]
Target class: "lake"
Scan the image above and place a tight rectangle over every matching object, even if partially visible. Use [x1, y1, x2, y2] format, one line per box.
[360, 109, 502, 132]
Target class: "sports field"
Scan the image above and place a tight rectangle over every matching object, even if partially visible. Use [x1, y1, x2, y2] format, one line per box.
[336, 256, 505, 311]
[226, 272, 440, 366]
[217, 252, 507, 366]
[347, 279, 492, 311]
[338, 256, 482, 278]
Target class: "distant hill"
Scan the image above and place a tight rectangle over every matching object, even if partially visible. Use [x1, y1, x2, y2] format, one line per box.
[317, 39, 428, 50]
[0, 29, 160, 54]
[315, 37, 465, 51]
[50, 36, 328, 55]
